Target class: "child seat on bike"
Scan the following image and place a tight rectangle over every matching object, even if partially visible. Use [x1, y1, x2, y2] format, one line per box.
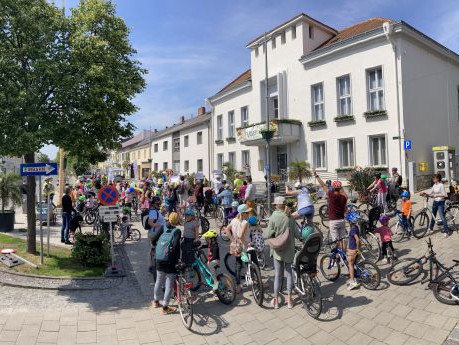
[294, 232, 323, 273]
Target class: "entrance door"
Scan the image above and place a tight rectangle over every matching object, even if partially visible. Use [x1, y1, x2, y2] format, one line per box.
[277, 146, 288, 181]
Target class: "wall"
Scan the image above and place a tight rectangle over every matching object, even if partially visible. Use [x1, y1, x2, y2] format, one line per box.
[180, 121, 211, 177]
[150, 134, 173, 172]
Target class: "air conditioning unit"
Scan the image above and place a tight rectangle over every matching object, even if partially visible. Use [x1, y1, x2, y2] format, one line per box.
[433, 146, 456, 181]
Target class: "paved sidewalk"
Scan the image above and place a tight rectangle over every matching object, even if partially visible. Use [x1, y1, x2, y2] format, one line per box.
[1, 200, 458, 344]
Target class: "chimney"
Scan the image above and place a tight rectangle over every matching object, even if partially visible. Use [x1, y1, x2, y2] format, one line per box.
[197, 106, 206, 117]
[154, 129, 157, 133]
[180, 116, 185, 124]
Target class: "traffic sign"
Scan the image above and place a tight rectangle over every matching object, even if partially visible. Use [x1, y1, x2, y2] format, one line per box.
[404, 140, 412, 150]
[264, 164, 270, 172]
[20, 163, 58, 176]
[98, 206, 119, 222]
[98, 185, 120, 206]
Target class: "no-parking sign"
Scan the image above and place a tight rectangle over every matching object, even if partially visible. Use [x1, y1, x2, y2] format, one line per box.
[98, 185, 120, 206]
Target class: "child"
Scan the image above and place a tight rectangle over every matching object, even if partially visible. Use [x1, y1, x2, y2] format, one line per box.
[345, 212, 361, 290]
[400, 191, 412, 234]
[202, 229, 220, 291]
[374, 215, 395, 264]
[247, 216, 264, 255]
[228, 201, 239, 222]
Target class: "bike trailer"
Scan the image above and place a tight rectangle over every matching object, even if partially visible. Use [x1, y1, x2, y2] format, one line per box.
[294, 232, 323, 273]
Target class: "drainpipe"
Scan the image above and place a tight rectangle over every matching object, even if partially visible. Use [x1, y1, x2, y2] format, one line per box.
[205, 98, 214, 180]
[384, 22, 404, 182]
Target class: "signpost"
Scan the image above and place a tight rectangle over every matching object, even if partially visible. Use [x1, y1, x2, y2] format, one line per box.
[20, 163, 58, 265]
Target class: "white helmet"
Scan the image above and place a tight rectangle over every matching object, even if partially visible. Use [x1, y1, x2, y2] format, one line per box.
[294, 182, 302, 189]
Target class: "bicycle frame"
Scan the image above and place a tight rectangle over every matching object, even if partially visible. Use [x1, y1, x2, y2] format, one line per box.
[327, 247, 367, 279]
[192, 254, 216, 288]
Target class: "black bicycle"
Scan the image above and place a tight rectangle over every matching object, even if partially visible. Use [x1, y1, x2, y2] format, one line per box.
[387, 238, 459, 305]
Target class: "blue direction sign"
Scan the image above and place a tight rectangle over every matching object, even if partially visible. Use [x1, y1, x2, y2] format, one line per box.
[404, 140, 412, 150]
[20, 163, 58, 177]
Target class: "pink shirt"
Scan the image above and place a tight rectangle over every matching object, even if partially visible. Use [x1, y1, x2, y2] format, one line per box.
[374, 226, 392, 243]
[377, 179, 387, 194]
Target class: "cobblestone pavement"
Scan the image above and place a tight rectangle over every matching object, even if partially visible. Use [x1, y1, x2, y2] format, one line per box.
[1, 198, 458, 344]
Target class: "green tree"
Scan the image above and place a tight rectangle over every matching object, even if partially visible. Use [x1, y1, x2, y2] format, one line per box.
[36, 152, 51, 163]
[0, 0, 146, 253]
[288, 160, 312, 184]
[0, 173, 22, 213]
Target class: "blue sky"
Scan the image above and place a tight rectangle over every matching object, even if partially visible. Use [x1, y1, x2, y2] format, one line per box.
[42, 0, 459, 158]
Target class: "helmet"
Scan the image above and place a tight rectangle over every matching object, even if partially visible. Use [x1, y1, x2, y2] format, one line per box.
[231, 201, 239, 208]
[381, 175, 387, 180]
[294, 182, 302, 189]
[202, 229, 218, 239]
[345, 212, 361, 223]
[78, 196, 86, 201]
[184, 208, 195, 217]
[331, 180, 342, 188]
[301, 225, 314, 241]
[401, 191, 409, 198]
[392, 167, 398, 171]
[151, 196, 161, 205]
[379, 215, 390, 224]
[248, 216, 258, 225]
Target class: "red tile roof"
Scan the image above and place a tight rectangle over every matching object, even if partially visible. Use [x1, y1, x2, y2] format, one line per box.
[217, 69, 251, 94]
[317, 17, 394, 50]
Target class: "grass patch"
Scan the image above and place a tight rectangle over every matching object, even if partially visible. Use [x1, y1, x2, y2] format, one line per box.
[0, 233, 105, 277]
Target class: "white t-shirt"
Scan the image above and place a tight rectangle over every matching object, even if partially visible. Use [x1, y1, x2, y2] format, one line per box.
[431, 182, 447, 202]
[229, 218, 249, 243]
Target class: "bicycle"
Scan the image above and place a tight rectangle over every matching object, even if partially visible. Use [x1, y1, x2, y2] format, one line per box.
[188, 244, 236, 305]
[389, 209, 415, 243]
[214, 205, 226, 228]
[224, 249, 264, 306]
[115, 222, 141, 244]
[412, 195, 454, 238]
[357, 191, 378, 213]
[355, 207, 382, 263]
[195, 206, 210, 235]
[319, 238, 381, 290]
[295, 216, 327, 252]
[387, 238, 459, 305]
[174, 262, 194, 329]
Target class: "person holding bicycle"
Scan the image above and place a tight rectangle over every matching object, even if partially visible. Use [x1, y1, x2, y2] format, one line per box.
[368, 173, 388, 213]
[421, 173, 451, 237]
[285, 182, 314, 223]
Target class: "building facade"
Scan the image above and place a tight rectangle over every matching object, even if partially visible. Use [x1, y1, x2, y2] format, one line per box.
[207, 14, 459, 184]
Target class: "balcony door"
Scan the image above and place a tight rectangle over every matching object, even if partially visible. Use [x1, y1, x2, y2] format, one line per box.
[276, 146, 288, 181]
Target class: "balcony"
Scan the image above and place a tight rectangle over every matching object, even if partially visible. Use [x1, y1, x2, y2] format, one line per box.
[237, 119, 302, 146]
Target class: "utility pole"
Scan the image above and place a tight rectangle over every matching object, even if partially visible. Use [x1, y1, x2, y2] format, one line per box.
[57, 0, 66, 207]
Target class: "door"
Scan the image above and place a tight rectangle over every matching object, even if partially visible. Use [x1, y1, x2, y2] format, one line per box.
[277, 146, 288, 181]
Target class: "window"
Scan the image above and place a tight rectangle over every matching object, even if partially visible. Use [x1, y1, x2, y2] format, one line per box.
[312, 83, 324, 120]
[281, 32, 286, 44]
[173, 138, 180, 152]
[309, 25, 314, 39]
[369, 135, 387, 166]
[312, 142, 326, 169]
[163, 141, 168, 151]
[197, 131, 203, 145]
[154, 143, 158, 153]
[173, 160, 180, 173]
[241, 106, 249, 127]
[197, 159, 203, 172]
[217, 154, 224, 170]
[184, 160, 189, 172]
[163, 162, 168, 170]
[339, 139, 355, 168]
[184, 135, 189, 147]
[154, 163, 158, 171]
[291, 25, 296, 39]
[272, 97, 279, 119]
[228, 111, 235, 137]
[272, 37, 276, 49]
[337, 75, 352, 116]
[367, 67, 385, 111]
[228, 152, 236, 168]
[242, 150, 250, 168]
[217, 115, 223, 140]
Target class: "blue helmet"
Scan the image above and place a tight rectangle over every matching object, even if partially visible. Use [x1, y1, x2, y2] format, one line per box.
[184, 208, 195, 217]
[248, 216, 258, 225]
[401, 191, 410, 198]
[345, 212, 361, 223]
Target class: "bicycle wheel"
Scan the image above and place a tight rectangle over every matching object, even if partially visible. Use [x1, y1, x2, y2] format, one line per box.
[432, 278, 459, 305]
[390, 221, 405, 243]
[249, 264, 264, 306]
[357, 202, 371, 213]
[224, 253, 237, 277]
[387, 258, 423, 285]
[200, 216, 210, 234]
[318, 204, 328, 221]
[219, 226, 230, 242]
[216, 273, 236, 305]
[188, 266, 202, 292]
[356, 260, 380, 290]
[130, 229, 141, 241]
[445, 204, 459, 231]
[257, 251, 266, 270]
[215, 208, 225, 227]
[301, 274, 322, 319]
[85, 212, 95, 225]
[412, 212, 429, 239]
[360, 233, 381, 263]
[320, 217, 329, 229]
[319, 254, 340, 281]
[176, 278, 194, 329]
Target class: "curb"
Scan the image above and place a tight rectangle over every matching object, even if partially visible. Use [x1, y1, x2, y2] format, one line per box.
[443, 324, 459, 345]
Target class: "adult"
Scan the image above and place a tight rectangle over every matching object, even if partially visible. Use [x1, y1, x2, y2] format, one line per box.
[226, 204, 251, 294]
[213, 176, 223, 195]
[43, 177, 55, 205]
[151, 212, 181, 315]
[139, 189, 152, 212]
[239, 181, 247, 200]
[422, 173, 450, 237]
[388, 167, 403, 203]
[148, 196, 165, 278]
[368, 173, 388, 213]
[217, 184, 234, 225]
[266, 196, 299, 309]
[314, 170, 347, 247]
[285, 182, 314, 223]
[233, 174, 243, 199]
[244, 177, 257, 212]
[61, 187, 74, 245]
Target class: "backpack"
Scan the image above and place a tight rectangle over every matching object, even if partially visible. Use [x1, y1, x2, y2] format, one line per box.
[142, 209, 160, 231]
[155, 225, 180, 263]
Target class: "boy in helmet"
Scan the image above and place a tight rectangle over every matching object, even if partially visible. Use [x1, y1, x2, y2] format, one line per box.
[202, 229, 220, 291]
[400, 191, 413, 235]
[346, 212, 361, 290]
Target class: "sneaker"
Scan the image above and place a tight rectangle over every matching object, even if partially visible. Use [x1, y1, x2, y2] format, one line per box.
[347, 281, 360, 291]
[428, 229, 434, 235]
[270, 298, 279, 309]
[443, 232, 450, 238]
[61, 240, 65, 243]
[161, 306, 176, 315]
[151, 300, 161, 308]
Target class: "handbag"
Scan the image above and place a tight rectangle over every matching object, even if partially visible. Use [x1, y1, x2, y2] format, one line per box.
[267, 225, 290, 250]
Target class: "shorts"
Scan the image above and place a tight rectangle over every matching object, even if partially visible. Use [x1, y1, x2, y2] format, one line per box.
[329, 219, 347, 241]
[298, 205, 314, 218]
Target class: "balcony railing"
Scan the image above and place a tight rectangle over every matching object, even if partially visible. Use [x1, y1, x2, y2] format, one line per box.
[237, 119, 302, 146]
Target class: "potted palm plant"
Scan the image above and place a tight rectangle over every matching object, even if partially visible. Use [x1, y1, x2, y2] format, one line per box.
[288, 160, 312, 184]
[0, 172, 22, 232]
[347, 167, 376, 201]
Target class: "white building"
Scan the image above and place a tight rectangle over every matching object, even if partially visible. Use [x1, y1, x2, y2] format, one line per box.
[150, 108, 211, 178]
[207, 14, 459, 186]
